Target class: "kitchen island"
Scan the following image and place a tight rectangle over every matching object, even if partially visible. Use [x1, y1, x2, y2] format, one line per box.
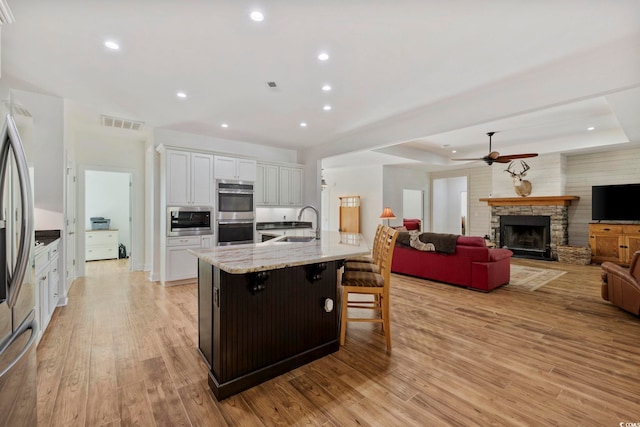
[190, 231, 369, 400]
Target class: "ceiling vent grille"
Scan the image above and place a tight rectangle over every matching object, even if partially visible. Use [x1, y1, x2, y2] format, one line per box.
[101, 115, 145, 131]
[0, 1, 15, 25]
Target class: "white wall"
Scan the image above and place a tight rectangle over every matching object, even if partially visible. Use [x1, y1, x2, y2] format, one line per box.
[430, 166, 492, 238]
[432, 176, 467, 234]
[566, 147, 640, 247]
[403, 189, 423, 220]
[11, 89, 65, 226]
[322, 165, 383, 247]
[491, 153, 564, 197]
[85, 170, 131, 254]
[75, 128, 147, 273]
[382, 165, 429, 229]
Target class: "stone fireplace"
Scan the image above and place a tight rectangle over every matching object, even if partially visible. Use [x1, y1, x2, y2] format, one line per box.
[480, 196, 579, 260]
[500, 215, 551, 259]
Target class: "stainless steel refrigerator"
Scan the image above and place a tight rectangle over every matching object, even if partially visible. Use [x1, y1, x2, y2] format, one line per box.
[0, 113, 37, 426]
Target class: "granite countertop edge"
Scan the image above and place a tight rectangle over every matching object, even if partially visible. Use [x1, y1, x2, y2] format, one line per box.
[190, 231, 370, 274]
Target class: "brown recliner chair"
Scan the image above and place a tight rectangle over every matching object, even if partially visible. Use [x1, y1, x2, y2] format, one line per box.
[601, 251, 640, 315]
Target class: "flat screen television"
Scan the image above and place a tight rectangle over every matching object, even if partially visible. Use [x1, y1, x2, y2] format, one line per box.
[591, 183, 640, 221]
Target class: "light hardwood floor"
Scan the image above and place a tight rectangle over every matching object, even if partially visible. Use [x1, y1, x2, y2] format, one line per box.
[36, 258, 640, 426]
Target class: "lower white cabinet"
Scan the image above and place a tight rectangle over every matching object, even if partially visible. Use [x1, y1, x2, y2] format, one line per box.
[165, 235, 212, 283]
[35, 239, 60, 344]
[86, 229, 119, 261]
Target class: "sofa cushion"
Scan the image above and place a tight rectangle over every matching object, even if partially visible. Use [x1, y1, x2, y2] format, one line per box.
[403, 219, 421, 230]
[489, 248, 513, 262]
[457, 236, 486, 247]
[342, 270, 385, 288]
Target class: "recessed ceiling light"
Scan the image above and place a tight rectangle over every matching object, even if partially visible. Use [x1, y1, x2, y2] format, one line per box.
[104, 41, 120, 50]
[221, 123, 229, 128]
[322, 84, 332, 91]
[300, 122, 307, 127]
[323, 105, 332, 111]
[452, 150, 457, 154]
[318, 52, 329, 61]
[587, 126, 595, 131]
[176, 92, 187, 99]
[250, 11, 264, 22]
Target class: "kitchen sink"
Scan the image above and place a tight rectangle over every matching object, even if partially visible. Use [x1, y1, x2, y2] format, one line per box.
[279, 236, 316, 242]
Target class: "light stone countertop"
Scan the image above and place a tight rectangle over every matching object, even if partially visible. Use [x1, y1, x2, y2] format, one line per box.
[189, 231, 370, 274]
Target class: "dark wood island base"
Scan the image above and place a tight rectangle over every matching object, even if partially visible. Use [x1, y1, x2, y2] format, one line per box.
[198, 259, 342, 400]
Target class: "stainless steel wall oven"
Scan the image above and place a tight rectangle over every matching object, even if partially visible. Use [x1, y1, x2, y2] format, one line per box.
[216, 181, 254, 220]
[167, 206, 212, 236]
[216, 220, 255, 246]
[216, 181, 255, 245]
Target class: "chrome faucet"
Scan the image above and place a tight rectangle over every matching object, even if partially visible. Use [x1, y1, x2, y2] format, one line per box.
[297, 205, 320, 240]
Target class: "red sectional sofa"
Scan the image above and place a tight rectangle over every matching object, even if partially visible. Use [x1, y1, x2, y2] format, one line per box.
[391, 234, 513, 292]
[402, 218, 422, 231]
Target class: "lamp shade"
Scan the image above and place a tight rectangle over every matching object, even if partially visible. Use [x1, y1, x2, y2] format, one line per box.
[379, 207, 396, 219]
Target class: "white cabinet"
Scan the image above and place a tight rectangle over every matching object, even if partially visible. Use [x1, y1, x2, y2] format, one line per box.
[166, 150, 214, 206]
[214, 155, 256, 181]
[255, 163, 279, 206]
[255, 163, 304, 206]
[35, 239, 60, 344]
[165, 235, 212, 283]
[86, 229, 119, 261]
[279, 166, 304, 206]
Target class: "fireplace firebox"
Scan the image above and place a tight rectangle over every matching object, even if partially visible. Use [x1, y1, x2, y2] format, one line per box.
[500, 215, 551, 259]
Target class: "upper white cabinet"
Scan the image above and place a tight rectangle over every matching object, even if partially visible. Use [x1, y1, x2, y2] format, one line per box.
[166, 149, 214, 206]
[214, 155, 257, 182]
[255, 163, 279, 206]
[279, 166, 304, 206]
[255, 162, 304, 206]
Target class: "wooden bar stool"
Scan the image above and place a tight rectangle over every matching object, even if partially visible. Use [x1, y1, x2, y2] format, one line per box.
[343, 224, 386, 273]
[339, 226, 399, 350]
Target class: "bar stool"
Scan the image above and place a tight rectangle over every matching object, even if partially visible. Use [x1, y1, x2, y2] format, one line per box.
[339, 226, 399, 350]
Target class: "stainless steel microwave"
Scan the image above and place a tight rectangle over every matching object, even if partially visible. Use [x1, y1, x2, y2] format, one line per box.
[167, 206, 212, 236]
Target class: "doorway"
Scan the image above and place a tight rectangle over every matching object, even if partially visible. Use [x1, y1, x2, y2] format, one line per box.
[402, 189, 424, 230]
[432, 176, 468, 235]
[84, 170, 132, 273]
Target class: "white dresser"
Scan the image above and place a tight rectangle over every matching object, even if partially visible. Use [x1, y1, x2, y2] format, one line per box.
[86, 229, 119, 261]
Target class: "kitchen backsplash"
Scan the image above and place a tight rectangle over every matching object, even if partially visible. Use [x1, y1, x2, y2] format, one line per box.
[256, 207, 300, 222]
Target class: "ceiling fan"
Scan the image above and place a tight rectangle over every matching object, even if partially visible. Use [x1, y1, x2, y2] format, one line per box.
[452, 131, 538, 165]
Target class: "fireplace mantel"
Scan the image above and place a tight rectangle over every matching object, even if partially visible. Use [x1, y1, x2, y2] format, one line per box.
[479, 195, 579, 207]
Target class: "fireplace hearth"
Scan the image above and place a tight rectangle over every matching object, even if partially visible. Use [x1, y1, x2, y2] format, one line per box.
[500, 215, 551, 259]
[481, 196, 579, 261]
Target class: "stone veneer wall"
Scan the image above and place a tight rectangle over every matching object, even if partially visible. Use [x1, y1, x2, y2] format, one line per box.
[490, 205, 570, 259]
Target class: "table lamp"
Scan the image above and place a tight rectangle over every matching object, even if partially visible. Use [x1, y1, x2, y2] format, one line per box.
[380, 207, 396, 226]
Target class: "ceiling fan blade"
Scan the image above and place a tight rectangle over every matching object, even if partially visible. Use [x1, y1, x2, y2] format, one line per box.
[497, 153, 538, 161]
[491, 157, 514, 164]
[452, 131, 539, 165]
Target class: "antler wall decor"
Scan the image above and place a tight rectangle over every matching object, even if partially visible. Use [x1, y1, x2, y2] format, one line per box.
[504, 160, 532, 197]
